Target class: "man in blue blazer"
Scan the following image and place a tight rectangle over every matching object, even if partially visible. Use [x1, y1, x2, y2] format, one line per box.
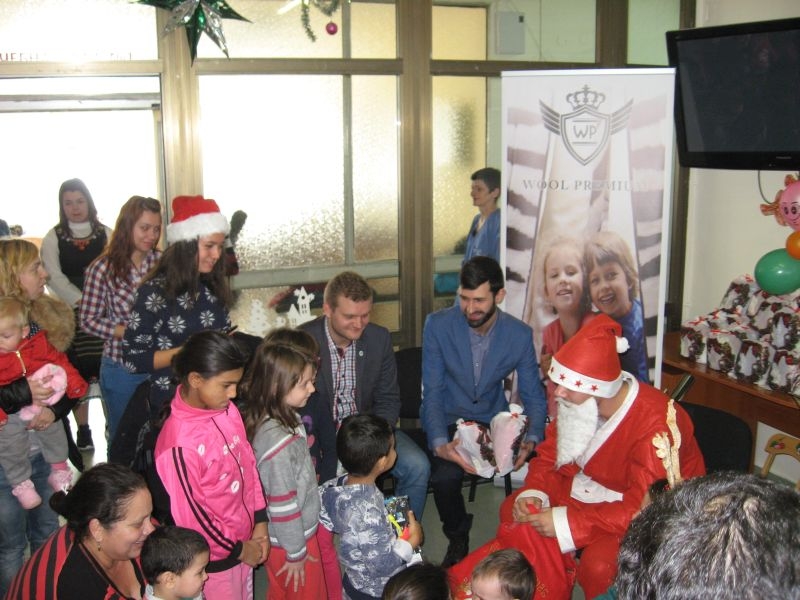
[421, 256, 547, 566]
[299, 271, 431, 518]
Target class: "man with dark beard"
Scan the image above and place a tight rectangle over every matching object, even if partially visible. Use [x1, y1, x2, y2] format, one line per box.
[421, 256, 547, 567]
[495, 315, 705, 599]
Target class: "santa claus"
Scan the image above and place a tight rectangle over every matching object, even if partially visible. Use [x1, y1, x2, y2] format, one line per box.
[449, 315, 706, 600]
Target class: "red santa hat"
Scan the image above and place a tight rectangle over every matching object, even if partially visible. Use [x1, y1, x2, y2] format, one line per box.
[167, 195, 230, 243]
[548, 314, 630, 398]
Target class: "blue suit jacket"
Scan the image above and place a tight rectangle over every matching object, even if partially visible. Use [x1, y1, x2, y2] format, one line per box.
[420, 306, 546, 450]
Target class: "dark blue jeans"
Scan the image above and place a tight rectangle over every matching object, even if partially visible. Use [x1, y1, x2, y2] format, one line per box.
[389, 429, 431, 519]
[0, 452, 59, 597]
[100, 357, 149, 442]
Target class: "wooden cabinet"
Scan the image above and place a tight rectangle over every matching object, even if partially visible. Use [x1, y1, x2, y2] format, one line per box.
[661, 332, 800, 440]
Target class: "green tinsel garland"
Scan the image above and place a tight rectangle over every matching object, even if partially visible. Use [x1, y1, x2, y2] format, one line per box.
[301, 0, 341, 42]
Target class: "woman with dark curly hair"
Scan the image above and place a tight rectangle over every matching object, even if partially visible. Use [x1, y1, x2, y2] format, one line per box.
[5, 462, 155, 600]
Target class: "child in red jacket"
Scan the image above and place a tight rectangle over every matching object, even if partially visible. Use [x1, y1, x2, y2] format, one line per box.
[0, 297, 88, 508]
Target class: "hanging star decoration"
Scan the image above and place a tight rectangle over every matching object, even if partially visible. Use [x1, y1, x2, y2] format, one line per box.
[137, 0, 249, 62]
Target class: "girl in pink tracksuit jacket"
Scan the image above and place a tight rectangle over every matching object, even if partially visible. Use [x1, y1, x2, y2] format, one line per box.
[155, 331, 269, 600]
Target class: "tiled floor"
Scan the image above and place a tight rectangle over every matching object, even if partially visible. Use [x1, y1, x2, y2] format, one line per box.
[76, 401, 585, 599]
[419, 479, 504, 564]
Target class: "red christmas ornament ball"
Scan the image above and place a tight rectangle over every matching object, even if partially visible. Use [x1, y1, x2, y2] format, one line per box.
[326, 21, 338, 35]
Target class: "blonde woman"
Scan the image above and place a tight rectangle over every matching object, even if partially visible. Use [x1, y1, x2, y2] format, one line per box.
[0, 238, 76, 597]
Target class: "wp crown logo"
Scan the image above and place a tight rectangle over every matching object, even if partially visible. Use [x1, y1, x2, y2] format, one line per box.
[540, 85, 632, 166]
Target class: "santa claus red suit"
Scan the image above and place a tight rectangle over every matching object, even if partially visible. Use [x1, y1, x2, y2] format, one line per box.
[449, 316, 706, 600]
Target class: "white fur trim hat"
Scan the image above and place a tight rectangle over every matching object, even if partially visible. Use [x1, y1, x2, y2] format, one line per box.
[548, 314, 629, 398]
[167, 195, 230, 243]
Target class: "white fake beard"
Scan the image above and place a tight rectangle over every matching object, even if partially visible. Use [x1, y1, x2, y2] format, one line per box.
[555, 396, 600, 468]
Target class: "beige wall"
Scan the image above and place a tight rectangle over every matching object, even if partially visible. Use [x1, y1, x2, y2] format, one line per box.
[682, 0, 800, 320]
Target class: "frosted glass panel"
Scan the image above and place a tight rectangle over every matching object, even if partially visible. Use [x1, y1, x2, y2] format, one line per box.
[197, 0, 340, 59]
[351, 3, 397, 59]
[370, 277, 400, 332]
[200, 75, 344, 269]
[432, 77, 487, 257]
[230, 277, 399, 337]
[628, 0, 680, 65]
[0, 0, 156, 61]
[352, 76, 399, 262]
[432, 6, 487, 60]
[197, 0, 396, 59]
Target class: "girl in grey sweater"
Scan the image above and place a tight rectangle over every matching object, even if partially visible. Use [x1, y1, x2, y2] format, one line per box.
[241, 329, 328, 599]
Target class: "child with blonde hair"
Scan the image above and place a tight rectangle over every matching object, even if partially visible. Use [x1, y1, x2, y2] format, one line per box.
[470, 549, 536, 600]
[240, 328, 328, 599]
[585, 231, 648, 382]
[0, 296, 87, 508]
[537, 236, 593, 417]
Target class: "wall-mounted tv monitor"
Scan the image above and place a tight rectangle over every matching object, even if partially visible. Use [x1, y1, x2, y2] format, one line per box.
[666, 18, 800, 170]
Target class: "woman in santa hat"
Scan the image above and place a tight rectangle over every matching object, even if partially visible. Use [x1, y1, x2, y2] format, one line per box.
[122, 195, 234, 418]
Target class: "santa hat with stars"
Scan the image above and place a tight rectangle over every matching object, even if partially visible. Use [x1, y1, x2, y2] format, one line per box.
[548, 314, 630, 398]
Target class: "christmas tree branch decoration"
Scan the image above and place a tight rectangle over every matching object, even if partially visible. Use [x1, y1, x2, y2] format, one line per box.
[137, 0, 250, 62]
[300, 0, 343, 41]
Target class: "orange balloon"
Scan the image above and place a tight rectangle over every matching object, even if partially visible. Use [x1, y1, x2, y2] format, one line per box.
[786, 231, 800, 259]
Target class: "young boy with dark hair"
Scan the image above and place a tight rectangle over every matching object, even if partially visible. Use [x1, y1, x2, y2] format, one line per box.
[470, 549, 536, 600]
[142, 525, 210, 600]
[319, 414, 424, 600]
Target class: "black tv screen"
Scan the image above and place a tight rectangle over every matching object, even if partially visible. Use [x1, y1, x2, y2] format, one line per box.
[666, 18, 800, 170]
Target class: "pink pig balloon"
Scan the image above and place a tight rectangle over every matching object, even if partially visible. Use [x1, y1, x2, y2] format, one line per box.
[779, 181, 800, 231]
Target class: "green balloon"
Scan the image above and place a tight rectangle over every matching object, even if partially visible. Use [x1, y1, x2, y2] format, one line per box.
[754, 248, 800, 295]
